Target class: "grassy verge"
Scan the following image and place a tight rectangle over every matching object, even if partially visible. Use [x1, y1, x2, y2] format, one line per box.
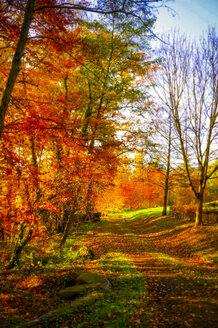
[203, 201, 218, 215]
[72, 252, 150, 328]
[124, 207, 218, 265]
[157, 251, 217, 290]
[204, 200, 218, 207]
[0, 221, 102, 327]
[122, 207, 170, 221]
[2, 221, 100, 273]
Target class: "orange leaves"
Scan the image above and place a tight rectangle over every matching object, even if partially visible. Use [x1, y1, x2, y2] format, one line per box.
[62, 59, 77, 69]
[108, 157, 117, 164]
[0, 4, 154, 250]
[16, 276, 42, 289]
[95, 160, 166, 212]
[95, 118, 102, 124]
[56, 95, 67, 104]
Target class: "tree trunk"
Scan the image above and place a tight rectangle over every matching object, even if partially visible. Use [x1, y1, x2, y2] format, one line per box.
[7, 223, 33, 269]
[0, 221, 4, 240]
[195, 189, 204, 226]
[30, 136, 42, 203]
[85, 181, 95, 219]
[162, 186, 168, 216]
[0, 0, 36, 138]
[59, 211, 75, 248]
[162, 116, 172, 216]
[81, 81, 93, 138]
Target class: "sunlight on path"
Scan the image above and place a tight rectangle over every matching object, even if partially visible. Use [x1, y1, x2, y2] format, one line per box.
[87, 214, 218, 328]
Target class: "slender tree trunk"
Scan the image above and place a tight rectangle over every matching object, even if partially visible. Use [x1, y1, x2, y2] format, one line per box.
[85, 180, 95, 218]
[162, 116, 172, 216]
[162, 181, 169, 215]
[0, 221, 4, 240]
[195, 188, 204, 226]
[7, 176, 37, 269]
[0, 0, 36, 138]
[7, 223, 33, 269]
[59, 211, 75, 249]
[81, 81, 93, 138]
[83, 22, 116, 216]
[30, 136, 41, 203]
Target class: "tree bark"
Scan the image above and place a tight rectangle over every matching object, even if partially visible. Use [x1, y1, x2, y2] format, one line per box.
[0, 0, 36, 138]
[7, 223, 33, 269]
[162, 178, 169, 215]
[195, 188, 204, 226]
[85, 178, 95, 217]
[59, 211, 75, 249]
[81, 81, 93, 139]
[30, 136, 41, 203]
[162, 116, 172, 216]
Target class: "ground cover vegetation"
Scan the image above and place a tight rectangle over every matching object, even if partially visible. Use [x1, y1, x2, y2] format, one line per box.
[0, 209, 217, 327]
[0, 0, 217, 326]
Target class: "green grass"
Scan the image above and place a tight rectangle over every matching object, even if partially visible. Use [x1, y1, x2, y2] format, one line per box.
[204, 200, 218, 207]
[122, 207, 170, 221]
[8, 221, 101, 273]
[73, 252, 150, 328]
[147, 216, 184, 233]
[203, 200, 218, 212]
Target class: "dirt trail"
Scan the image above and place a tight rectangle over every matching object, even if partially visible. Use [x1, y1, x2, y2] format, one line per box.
[87, 215, 218, 328]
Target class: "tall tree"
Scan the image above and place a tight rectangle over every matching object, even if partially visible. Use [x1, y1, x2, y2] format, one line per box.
[150, 102, 180, 215]
[161, 113, 172, 215]
[0, 4, 159, 266]
[0, 0, 164, 138]
[155, 29, 218, 225]
[74, 14, 154, 215]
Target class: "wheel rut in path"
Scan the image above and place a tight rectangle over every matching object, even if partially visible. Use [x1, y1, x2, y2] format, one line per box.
[88, 215, 218, 328]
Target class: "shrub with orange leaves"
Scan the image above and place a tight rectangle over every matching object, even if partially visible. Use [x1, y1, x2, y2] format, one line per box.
[171, 203, 196, 221]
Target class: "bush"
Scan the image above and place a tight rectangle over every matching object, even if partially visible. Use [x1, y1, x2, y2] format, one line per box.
[171, 203, 196, 221]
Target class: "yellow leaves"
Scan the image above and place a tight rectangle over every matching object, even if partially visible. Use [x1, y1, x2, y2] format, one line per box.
[15, 195, 22, 209]
[184, 320, 192, 327]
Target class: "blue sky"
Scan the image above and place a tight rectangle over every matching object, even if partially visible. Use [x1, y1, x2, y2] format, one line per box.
[153, 0, 218, 38]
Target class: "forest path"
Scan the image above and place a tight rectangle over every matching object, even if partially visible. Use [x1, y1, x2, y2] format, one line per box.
[86, 214, 218, 328]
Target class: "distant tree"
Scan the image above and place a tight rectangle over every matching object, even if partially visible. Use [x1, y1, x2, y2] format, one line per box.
[147, 102, 179, 216]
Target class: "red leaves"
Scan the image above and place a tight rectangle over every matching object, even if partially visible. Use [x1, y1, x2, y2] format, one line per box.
[38, 204, 59, 213]
[56, 95, 67, 104]
[0, 4, 148, 250]
[63, 59, 76, 69]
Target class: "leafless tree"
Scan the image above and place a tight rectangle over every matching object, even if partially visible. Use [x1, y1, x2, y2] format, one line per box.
[154, 29, 218, 225]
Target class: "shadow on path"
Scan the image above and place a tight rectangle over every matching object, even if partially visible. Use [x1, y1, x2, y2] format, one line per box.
[88, 216, 218, 328]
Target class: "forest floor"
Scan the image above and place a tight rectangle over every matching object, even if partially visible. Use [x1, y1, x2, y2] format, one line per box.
[0, 210, 218, 328]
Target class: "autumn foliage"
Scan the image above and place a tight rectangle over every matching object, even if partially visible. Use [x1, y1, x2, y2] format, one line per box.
[0, 1, 217, 271]
[0, 0, 155, 264]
